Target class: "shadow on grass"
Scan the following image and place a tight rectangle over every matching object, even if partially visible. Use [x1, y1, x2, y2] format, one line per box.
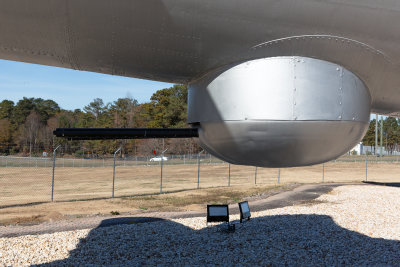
[37, 214, 400, 266]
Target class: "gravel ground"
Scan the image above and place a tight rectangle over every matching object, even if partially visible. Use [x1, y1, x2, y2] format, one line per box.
[1, 185, 400, 266]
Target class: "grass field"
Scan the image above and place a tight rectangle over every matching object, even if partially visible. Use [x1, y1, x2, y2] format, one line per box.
[1, 159, 400, 206]
[1, 157, 400, 225]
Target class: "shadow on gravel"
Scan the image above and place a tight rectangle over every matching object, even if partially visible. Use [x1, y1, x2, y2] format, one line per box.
[36, 214, 400, 266]
[363, 181, 400, 188]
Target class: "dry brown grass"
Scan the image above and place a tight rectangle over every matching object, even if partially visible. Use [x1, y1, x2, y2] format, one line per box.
[1, 160, 400, 225]
[0, 184, 296, 225]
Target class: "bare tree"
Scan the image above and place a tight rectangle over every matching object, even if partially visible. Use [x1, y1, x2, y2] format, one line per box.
[24, 111, 42, 157]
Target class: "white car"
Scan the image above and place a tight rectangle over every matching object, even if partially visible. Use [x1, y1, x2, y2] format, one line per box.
[149, 156, 168, 162]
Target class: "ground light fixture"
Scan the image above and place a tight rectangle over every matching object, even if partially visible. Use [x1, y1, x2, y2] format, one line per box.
[207, 205, 229, 224]
[207, 203, 252, 232]
[206, 204, 236, 232]
[238, 201, 251, 223]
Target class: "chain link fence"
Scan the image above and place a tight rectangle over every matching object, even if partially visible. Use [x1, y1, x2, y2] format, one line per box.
[1, 149, 400, 207]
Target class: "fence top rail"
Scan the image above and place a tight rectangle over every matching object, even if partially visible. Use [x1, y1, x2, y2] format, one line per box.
[2, 154, 400, 165]
[0, 156, 50, 160]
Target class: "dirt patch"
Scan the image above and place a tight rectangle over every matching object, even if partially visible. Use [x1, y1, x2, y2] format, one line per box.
[1, 211, 63, 226]
[182, 204, 204, 211]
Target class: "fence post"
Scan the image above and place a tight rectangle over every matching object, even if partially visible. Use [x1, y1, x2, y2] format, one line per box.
[365, 154, 368, 182]
[255, 167, 258, 184]
[112, 147, 122, 198]
[197, 150, 204, 189]
[228, 163, 231, 186]
[322, 163, 325, 183]
[160, 148, 168, 193]
[160, 157, 163, 193]
[51, 145, 61, 202]
[278, 168, 281, 184]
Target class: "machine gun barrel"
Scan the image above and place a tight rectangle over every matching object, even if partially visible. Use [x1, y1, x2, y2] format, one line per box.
[54, 128, 199, 140]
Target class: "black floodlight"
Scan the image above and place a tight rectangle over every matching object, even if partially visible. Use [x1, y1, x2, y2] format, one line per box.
[207, 205, 229, 223]
[239, 201, 251, 223]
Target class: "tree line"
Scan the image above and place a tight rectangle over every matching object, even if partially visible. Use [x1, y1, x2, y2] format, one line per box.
[0, 84, 199, 157]
[362, 117, 400, 154]
[1, 82, 399, 157]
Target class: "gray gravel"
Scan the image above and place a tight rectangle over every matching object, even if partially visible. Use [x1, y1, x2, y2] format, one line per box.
[1, 185, 400, 266]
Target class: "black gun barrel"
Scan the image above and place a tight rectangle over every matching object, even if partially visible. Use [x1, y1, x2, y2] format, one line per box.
[54, 128, 199, 140]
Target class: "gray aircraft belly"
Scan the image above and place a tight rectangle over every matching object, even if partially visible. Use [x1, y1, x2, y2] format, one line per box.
[0, 0, 400, 115]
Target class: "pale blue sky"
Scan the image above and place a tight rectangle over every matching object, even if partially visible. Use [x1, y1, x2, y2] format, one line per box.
[0, 59, 382, 121]
[0, 59, 173, 111]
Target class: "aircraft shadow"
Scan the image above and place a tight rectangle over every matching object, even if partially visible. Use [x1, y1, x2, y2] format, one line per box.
[35, 214, 400, 266]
